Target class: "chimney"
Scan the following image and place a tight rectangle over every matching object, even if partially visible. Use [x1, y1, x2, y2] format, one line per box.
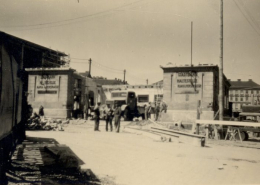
[238, 79, 241, 81]
[249, 79, 252, 81]
[115, 78, 117, 80]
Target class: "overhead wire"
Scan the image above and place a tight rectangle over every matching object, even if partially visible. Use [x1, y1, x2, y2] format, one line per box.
[2, 0, 148, 31]
[71, 57, 123, 72]
[91, 62, 123, 74]
[233, 0, 260, 38]
[237, 0, 260, 34]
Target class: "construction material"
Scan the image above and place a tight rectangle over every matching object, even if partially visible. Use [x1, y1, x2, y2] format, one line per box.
[196, 119, 260, 142]
[151, 127, 206, 147]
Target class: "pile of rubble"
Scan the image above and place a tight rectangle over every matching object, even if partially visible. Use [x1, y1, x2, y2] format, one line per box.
[26, 115, 69, 131]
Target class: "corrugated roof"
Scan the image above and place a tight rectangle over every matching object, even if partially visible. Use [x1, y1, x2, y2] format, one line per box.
[0, 31, 67, 57]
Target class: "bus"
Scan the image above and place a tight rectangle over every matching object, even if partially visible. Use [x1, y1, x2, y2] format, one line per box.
[109, 90, 137, 121]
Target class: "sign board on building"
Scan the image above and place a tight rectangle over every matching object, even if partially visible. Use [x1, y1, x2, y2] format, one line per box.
[175, 72, 201, 94]
[36, 75, 59, 94]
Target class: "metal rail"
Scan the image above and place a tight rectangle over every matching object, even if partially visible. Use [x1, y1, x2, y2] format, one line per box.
[195, 120, 260, 127]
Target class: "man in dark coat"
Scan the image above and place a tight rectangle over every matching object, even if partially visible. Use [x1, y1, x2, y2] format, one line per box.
[155, 102, 160, 121]
[105, 105, 113, 132]
[114, 103, 122, 133]
[94, 103, 101, 131]
[39, 105, 44, 119]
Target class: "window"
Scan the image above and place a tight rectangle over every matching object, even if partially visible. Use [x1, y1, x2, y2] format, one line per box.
[246, 90, 248, 93]
[230, 97, 233, 101]
[257, 90, 259, 94]
[251, 90, 254, 94]
[240, 90, 243, 93]
[235, 98, 238, 101]
[112, 92, 127, 97]
[138, 95, 149, 102]
[128, 92, 135, 98]
[154, 94, 163, 102]
[241, 98, 243, 101]
[74, 79, 82, 88]
[246, 97, 248, 101]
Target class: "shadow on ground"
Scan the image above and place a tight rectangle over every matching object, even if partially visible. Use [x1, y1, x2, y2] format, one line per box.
[6, 137, 102, 185]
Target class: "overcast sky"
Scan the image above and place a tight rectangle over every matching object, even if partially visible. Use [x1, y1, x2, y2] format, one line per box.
[1, 0, 260, 85]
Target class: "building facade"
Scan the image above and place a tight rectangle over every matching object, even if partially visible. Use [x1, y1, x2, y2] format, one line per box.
[161, 64, 230, 123]
[229, 79, 260, 116]
[26, 68, 85, 118]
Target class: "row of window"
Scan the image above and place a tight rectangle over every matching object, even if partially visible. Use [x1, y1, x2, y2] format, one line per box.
[230, 97, 249, 101]
[230, 90, 260, 94]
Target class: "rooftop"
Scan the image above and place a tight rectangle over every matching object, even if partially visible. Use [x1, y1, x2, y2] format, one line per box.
[0, 31, 67, 57]
[93, 78, 127, 86]
[229, 79, 260, 89]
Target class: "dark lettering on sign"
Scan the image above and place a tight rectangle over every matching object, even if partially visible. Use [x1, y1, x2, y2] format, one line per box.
[38, 90, 57, 94]
[177, 79, 197, 83]
[41, 75, 55, 80]
[40, 81, 56, 85]
[178, 72, 197, 77]
[37, 85, 59, 89]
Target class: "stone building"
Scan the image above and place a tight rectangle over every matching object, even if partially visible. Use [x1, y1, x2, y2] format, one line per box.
[160, 63, 230, 123]
[229, 79, 260, 116]
[26, 68, 85, 118]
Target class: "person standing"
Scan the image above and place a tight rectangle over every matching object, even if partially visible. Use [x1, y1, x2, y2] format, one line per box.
[155, 102, 160, 121]
[83, 104, 88, 120]
[94, 103, 101, 131]
[144, 102, 151, 120]
[39, 105, 44, 120]
[105, 105, 113, 132]
[159, 101, 168, 120]
[114, 103, 122, 133]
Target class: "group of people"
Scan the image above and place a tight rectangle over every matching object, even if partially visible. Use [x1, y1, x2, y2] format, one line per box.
[93, 103, 122, 133]
[144, 101, 168, 121]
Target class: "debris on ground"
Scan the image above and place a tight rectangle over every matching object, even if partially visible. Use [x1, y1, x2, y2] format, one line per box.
[6, 137, 102, 185]
[26, 115, 69, 131]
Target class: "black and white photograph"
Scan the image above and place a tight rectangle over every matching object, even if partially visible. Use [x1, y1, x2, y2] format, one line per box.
[1, 0, 260, 184]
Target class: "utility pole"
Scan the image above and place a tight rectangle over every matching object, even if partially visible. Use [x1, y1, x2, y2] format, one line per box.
[123, 69, 126, 84]
[89, 58, 92, 76]
[191, 21, 193, 67]
[219, 0, 224, 121]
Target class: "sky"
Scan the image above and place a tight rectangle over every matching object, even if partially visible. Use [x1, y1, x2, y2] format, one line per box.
[1, 0, 260, 85]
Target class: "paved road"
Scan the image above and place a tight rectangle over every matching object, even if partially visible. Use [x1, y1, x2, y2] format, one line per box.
[27, 120, 260, 185]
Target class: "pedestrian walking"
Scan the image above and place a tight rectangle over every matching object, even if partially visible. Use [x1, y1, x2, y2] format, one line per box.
[94, 103, 101, 131]
[114, 103, 122, 133]
[105, 105, 113, 132]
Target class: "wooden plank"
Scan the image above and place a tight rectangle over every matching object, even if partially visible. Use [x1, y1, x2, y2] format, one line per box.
[196, 119, 260, 127]
[151, 127, 205, 138]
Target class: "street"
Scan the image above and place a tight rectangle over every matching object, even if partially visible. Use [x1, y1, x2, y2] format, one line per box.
[25, 120, 260, 185]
